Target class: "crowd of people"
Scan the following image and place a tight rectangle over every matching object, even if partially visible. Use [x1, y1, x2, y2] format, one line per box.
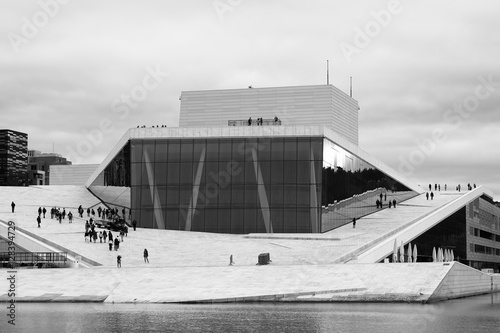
[28, 203, 148, 267]
[427, 183, 476, 192]
[137, 125, 167, 128]
[247, 116, 280, 126]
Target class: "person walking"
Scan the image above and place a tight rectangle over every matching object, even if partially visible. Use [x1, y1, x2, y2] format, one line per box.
[103, 231, 107, 243]
[143, 248, 149, 263]
[37, 215, 41, 228]
[132, 219, 137, 231]
[352, 217, 356, 228]
[11, 201, 15, 213]
[114, 237, 120, 251]
[42, 207, 46, 218]
[430, 192, 434, 200]
[426, 192, 429, 200]
[68, 211, 73, 223]
[108, 239, 113, 251]
[117, 255, 122, 268]
[99, 231, 103, 243]
[392, 199, 397, 208]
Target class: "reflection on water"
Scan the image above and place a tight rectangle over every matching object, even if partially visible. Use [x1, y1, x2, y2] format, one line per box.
[8, 293, 500, 333]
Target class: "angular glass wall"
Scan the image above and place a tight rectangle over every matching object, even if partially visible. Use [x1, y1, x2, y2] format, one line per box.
[409, 207, 467, 262]
[321, 138, 417, 232]
[130, 137, 323, 233]
[88, 142, 131, 214]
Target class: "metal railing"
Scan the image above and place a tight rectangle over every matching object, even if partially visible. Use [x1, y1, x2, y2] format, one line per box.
[228, 119, 282, 126]
[0, 252, 67, 268]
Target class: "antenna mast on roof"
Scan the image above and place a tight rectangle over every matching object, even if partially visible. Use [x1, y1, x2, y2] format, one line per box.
[350, 76, 353, 97]
[326, 60, 330, 85]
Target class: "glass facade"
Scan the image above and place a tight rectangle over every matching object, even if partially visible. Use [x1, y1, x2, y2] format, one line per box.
[96, 135, 417, 234]
[320, 138, 417, 232]
[88, 142, 131, 211]
[129, 137, 324, 233]
[408, 207, 467, 262]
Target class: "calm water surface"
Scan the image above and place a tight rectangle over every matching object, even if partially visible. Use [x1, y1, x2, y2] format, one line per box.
[5, 293, 500, 333]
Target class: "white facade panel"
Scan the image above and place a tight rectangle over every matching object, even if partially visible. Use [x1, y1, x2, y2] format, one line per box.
[179, 85, 359, 145]
[50, 164, 101, 185]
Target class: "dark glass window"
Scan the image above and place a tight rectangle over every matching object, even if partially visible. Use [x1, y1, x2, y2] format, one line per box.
[155, 141, 168, 162]
[219, 140, 232, 161]
[258, 138, 272, 161]
[231, 140, 246, 163]
[143, 142, 155, 163]
[206, 140, 219, 161]
[204, 209, 218, 233]
[271, 209, 284, 233]
[166, 185, 180, 207]
[270, 161, 284, 184]
[180, 141, 193, 162]
[168, 141, 181, 163]
[284, 184, 297, 207]
[193, 140, 206, 164]
[165, 208, 179, 229]
[231, 184, 245, 207]
[244, 185, 258, 208]
[271, 139, 284, 160]
[154, 163, 167, 185]
[218, 209, 231, 233]
[297, 161, 310, 184]
[284, 139, 297, 160]
[283, 161, 297, 184]
[131, 140, 143, 163]
[245, 139, 259, 162]
[131, 163, 141, 187]
[231, 208, 244, 234]
[218, 187, 231, 207]
[179, 162, 193, 185]
[166, 163, 180, 184]
[297, 139, 311, 160]
[244, 209, 257, 234]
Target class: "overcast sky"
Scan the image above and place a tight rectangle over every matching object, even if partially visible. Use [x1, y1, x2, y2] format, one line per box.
[1, 0, 499, 200]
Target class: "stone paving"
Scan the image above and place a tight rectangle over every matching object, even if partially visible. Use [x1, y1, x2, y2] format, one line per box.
[0, 185, 478, 303]
[1, 186, 463, 268]
[5, 263, 453, 303]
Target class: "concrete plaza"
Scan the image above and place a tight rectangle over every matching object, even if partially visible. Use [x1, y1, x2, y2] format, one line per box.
[1, 185, 498, 303]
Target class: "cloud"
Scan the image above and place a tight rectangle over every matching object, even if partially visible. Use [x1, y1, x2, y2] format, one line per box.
[0, 0, 499, 199]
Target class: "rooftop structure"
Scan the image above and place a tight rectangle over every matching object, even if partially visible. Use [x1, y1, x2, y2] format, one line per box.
[179, 84, 359, 145]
